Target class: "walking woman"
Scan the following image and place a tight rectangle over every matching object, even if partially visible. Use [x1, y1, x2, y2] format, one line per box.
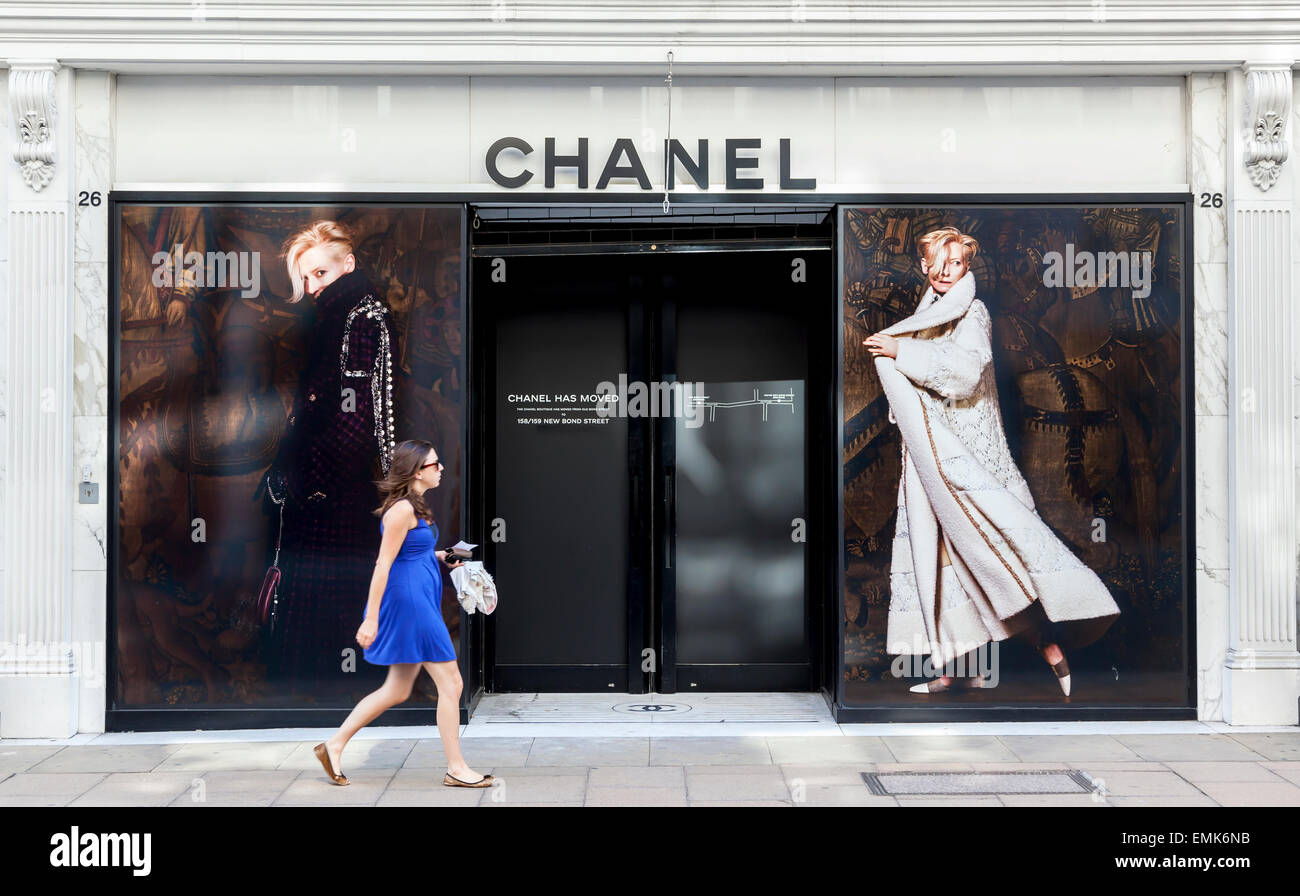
[313, 439, 490, 787]
[863, 226, 1119, 696]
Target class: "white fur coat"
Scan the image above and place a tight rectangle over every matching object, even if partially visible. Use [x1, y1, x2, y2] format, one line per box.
[875, 271, 1119, 665]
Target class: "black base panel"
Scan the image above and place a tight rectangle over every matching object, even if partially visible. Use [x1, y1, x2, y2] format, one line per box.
[106, 705, 467, 732]
[832, 704, 1198, 722]
[668, 664, 815, 692]
[491, 666, 633, 693]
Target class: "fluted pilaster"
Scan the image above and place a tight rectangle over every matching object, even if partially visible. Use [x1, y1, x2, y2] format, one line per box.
[1224, 62, 1300, 725]
[0, 60, 76, 736]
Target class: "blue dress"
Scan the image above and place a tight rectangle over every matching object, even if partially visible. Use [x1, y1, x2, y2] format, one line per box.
[362, 518, 457, 665]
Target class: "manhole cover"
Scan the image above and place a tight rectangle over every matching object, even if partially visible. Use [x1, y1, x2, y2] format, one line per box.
[861, 770, 1095, 796]
[612, 702, 692, 714]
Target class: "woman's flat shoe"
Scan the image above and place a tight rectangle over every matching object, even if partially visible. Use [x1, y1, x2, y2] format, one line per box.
[313, 742, 349, 786]
[443, 772, 494, 788]
[1041, 645, 1071, 696]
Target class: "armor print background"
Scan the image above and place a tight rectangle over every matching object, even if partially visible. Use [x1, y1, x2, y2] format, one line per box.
[113, 204, 464, 709]
[842, 205, 1189, 705]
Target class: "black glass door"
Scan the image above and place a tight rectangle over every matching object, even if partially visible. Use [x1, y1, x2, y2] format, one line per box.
[655, 254, 818, 692]
[480, 249, 822, 693]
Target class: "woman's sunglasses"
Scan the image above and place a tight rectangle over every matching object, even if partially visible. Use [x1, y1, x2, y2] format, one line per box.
[421, 460, 444, 471]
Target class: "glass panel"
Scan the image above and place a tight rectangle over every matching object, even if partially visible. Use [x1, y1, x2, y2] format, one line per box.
[114, 202, 465, 710]
[675, 380, 807, 664]
[492, 298, 629, 669]
[840, 204, 1189, 706]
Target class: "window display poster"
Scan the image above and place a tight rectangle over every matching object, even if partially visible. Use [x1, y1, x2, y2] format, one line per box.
[113, 203, 464, 709]
[841, 204, 1189, 705]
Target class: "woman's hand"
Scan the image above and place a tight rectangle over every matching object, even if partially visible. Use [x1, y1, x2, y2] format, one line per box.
[436, 550, 464, 570]
[356, 616, 378, 649]
[863, 333, 900, 359]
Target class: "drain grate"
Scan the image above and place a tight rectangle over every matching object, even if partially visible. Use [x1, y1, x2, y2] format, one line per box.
[861, 770, 1095, 796]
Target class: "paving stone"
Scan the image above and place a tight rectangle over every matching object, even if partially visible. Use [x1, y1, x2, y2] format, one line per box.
[1162, 761, 1290, 783]
[1108, 795, 1220, 807]
[484, 774, 586, 804]
[1194, 780, 1300, 806]
[686, 768, 792, 801]
[192, 770, 302, 798]
[896, 796, 1003, 806]
[376, 788, 487, 807]
[0, 746, 77, 775]
[1066, 761, 1169, 772]
[1224, 733, 1300, 761]
[68, 772, 197, 807]
[779, 765, 875, 787]
[874, 762, 976, 772]
[1259, 762, 1300, 786]
[685, 763, 782, 775]
[527, 738, 649, 767]
[998, 794, 1109, 806]
[168, 793, 281, 807]
[0, 795, 78, 806]
[1113, 734, 1265, 762]
[650, 737, 772, 766]
[584, 787, 687, 807]
[690, 800, 792, 807]
[884, 737, 1019, 763]
[481, 801, 585, 807]
[765, 736, 894, 765]
[969, 762, 1079, 772]
[589, 766, 684, 788]
[274, 770, 396, 805]
[999, 735, 1140, 762]
[473, 765, 587, 778]
[1083, 771, 1205, 798]
[153, 742, 302, 772]
[28, 744, 184, 774]
[794, 786, 898, 806]
[0, 772, 106, 796]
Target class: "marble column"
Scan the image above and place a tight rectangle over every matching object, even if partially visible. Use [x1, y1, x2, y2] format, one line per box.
[72, 69, 111, 734]
[1189, 72, 1230, 721]
[0, 60, 78, 737]
[1224, 62, 1300, 725]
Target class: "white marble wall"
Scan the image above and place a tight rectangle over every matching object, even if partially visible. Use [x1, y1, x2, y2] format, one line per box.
[1189, 73, 1230, 721]
[0, 73, 8, 600]
[72, 70, 111, 733]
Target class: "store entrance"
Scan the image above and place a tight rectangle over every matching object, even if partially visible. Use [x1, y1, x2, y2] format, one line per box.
[475, 222, 831, 693]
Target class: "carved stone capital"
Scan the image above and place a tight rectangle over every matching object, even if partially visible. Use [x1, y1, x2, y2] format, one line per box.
[8, 61, 59, 192]
[1242, 65, 1291, 191]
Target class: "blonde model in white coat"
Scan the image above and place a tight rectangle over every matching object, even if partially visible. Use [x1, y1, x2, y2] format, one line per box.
[864, 227, 1119, 695]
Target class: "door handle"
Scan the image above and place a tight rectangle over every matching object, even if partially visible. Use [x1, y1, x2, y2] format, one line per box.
[663, 467, 675, 569]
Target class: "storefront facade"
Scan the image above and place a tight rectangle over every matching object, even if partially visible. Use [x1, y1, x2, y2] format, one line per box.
[0, 3, 1297, 735]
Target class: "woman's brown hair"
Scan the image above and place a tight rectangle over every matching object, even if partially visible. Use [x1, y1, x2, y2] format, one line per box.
[374, 439, 437, 526]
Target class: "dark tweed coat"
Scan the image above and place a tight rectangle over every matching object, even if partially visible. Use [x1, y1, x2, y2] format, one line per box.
[264, 269, 396, 695]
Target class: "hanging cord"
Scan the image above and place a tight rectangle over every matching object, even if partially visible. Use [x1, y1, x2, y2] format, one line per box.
[662, 50, 674, 214]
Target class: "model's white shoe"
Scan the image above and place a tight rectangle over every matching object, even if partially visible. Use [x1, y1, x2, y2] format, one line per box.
[908, 675, 991, 694]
